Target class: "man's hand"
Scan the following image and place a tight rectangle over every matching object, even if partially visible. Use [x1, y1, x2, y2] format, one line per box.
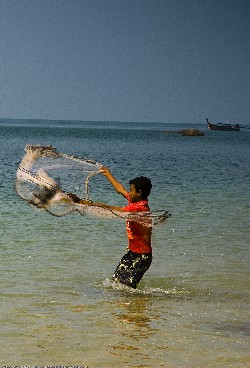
[66, 192, 81, 203]
[99, 166, 111, 177]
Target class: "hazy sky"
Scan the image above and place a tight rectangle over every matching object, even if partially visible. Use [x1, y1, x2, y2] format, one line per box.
[1, 0, 249, 123]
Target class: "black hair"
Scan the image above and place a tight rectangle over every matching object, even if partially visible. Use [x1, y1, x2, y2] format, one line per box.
[129, 176, 152, 199]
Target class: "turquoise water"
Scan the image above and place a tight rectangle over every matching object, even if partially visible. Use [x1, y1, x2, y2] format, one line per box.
[0, 119, 249, 367]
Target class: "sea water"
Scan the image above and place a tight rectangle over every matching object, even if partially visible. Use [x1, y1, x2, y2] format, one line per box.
[0, 119, 249, 367]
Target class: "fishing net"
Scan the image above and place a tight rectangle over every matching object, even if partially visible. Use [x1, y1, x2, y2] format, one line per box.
[15, 145, 171, 226]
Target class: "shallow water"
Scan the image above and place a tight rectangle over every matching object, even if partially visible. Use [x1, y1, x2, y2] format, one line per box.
[0, 119, 249, 367]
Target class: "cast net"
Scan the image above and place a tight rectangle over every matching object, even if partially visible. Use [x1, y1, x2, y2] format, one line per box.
[15, 145, 171, 226]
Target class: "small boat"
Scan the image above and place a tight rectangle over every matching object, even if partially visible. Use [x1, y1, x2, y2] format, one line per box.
[206, 118, 240, 131]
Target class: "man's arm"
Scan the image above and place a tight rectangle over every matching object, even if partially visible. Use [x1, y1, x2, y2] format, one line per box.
[79, 198, 124, 212]
[66, 193, 124, 212]
[99, 167, 128, 198]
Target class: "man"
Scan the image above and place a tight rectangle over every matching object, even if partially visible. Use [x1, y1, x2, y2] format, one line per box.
[72, 167, 153, 289]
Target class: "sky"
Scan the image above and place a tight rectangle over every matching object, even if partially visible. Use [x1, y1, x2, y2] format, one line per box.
[0, 0, 249, 123]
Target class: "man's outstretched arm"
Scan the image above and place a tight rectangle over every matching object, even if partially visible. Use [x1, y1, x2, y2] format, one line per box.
[66, 193, 124, 212]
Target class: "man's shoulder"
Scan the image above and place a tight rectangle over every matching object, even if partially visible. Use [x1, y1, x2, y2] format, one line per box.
[123, 199, 149, 212]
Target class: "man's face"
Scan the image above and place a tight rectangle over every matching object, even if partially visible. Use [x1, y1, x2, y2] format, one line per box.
[129, 184, 141, 203]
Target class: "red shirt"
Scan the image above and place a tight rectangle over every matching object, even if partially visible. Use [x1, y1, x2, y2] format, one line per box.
[123, 195, 152, 254]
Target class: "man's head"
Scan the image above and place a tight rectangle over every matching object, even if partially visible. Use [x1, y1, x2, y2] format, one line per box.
[129, 176, 152, 201]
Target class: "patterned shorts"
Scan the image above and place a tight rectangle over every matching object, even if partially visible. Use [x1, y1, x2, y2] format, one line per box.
[113, 250, 152, 289]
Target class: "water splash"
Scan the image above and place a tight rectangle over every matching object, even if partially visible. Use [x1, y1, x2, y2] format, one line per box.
[101, 278, 191, 297]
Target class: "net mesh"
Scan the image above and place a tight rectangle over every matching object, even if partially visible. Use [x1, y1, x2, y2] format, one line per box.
[15, 145, 171, 226]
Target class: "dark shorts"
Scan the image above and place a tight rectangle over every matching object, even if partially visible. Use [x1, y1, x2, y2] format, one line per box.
[113, 250, 152, 289]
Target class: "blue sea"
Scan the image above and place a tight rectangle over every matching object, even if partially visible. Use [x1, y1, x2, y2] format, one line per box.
[0, 119, 249, 367]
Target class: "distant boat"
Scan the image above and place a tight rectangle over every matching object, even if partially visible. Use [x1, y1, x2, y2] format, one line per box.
[206, 118, 240, 131]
